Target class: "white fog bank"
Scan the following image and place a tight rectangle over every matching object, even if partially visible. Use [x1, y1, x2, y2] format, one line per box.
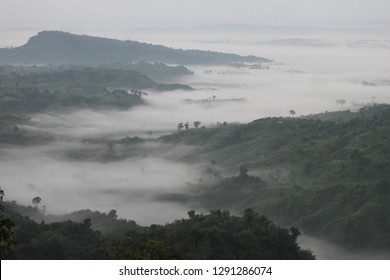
[2, 27, 390, 228]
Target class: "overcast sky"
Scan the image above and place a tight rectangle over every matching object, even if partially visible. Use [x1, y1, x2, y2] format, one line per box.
[2, 0, 390, 31]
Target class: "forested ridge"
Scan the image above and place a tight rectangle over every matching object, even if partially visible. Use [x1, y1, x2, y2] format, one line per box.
[0, 200, 313, 259]
[0, 67, 193, 113]
[2, 105, 390, 258]
[159, 104, 390, 251]
[0, 31, 270, 65]
[0, 67, 192, 91]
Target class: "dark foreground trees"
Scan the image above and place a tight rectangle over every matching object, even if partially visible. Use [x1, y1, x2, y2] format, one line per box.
[0, 188, 15, 258]
[2, 203, 314, 260]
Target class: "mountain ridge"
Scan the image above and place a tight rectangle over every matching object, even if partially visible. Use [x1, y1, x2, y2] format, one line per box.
[0, 31, 270, 66]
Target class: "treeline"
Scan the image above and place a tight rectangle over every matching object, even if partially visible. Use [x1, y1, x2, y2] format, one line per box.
[160, 104, 390, 184]
[0, 87, 144, 114]
[0, 67, 192, 91]
[0, 62, 193, 82]
[0, 65, 193, 115]
[0, 65, 192, 145]
[1, 201, 314, 260]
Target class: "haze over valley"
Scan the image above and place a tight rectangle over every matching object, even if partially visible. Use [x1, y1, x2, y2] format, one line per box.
[1, 1, 390, 260]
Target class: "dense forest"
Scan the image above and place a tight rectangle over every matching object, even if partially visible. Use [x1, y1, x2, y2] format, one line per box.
[0, 67, 192, 91]
[0, 67, 193, 114]
[159, 104, 390, 251]
[0, 198, 313, 259]
[1, 31, 389, 260]
[2, 105, 390, 258]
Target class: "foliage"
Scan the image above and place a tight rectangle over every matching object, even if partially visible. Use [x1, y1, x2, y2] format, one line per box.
[92, 209, 314, 260]
[2, 201, 313, 259]
[6, 217, 101, 259]
[0, 188, 15, 258]
[247, 182, 390, 249]
[0, 86, 144, 114]
[122, 62, 193, 81]
[192, 167, 266, 210]
[160, 104, 390, 251]
[0, 67, 192, 91]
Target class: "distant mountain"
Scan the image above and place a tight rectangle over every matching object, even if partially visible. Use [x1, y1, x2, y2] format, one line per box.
[0, 31, 270, 66]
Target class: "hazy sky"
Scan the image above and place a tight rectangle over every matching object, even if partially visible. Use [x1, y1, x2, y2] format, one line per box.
[2, 0, 390, 30]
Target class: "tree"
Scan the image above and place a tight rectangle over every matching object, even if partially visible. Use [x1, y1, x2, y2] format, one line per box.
[0, 188, 15, 257]
[177, 122, 184, 131]
[239, 166, 249, 178]
[108, 209, 118, 219]
[290, 227, 301, 241]
[0, 218, 14, 257]
[194, 121, 201, 128]
[289, 110, 296, 117]
[184, 122, 189, 130]
[32, 196, 42, 208]
[0, 188, 4, 212]
[187, 210, 196, 219]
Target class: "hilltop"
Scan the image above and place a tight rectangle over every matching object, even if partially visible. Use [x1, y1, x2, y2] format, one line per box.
[0, 31, 270, 66]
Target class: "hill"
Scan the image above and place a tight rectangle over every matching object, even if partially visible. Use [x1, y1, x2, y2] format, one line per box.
[0, 31, 270, 66]
[1, 201, 314, 259]
[0, 67, 192, 91]
[159, 104, 390, 251]
[0, 67, 193, 115]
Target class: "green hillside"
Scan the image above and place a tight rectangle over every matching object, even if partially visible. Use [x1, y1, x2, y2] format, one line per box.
[160, 104, 390, 251]
[0, 67, 192, 91]
[0, 67, 193, 114]
[1, 201, 313, 260]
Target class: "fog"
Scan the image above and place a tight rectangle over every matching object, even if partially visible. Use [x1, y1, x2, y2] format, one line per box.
[299, 234, 390, 260]
[0, 141, 202, 225]
[23, 28, 390, 138]
[3, 0, 390, 31]
[1, 28, 390, 258]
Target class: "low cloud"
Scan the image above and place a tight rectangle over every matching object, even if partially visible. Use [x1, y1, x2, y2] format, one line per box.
[3, 28, 390, 230]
